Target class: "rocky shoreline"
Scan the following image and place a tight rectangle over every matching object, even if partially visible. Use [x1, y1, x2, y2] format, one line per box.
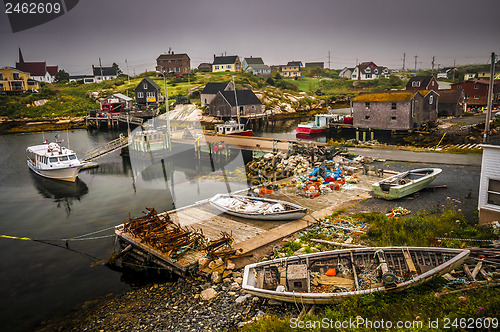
[35, 269, 300, 332]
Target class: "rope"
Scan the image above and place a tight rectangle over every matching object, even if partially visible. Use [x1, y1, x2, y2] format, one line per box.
[436, 237, 499, 243]
[0, 226, 117, 243]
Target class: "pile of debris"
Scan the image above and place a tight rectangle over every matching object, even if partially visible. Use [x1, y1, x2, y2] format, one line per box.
[123, 208, 236, 261]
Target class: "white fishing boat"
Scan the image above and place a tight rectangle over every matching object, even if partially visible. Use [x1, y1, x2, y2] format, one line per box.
[26, 141, 84, 182]
[209, 194, 307, 220]
[372, 168, 442, 200]
[242, 246, 469, 304]
[215, 120, 253, 136]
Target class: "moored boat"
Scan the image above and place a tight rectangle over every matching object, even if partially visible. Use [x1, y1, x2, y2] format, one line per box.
[215, 120, 253, 136]
[242, 246, 469, 304]
[209, 194, 307, 220]
[26, 141, 83, 182]
[372, 168, 442, 200]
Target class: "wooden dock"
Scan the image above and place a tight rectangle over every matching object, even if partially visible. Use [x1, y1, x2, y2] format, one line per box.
[114, 172, 378, 276]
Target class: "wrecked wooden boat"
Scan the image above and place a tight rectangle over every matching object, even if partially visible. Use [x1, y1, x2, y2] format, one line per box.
[372, 168, 442, 200]
[209, 194, 307, 221]
[242, 246, 469, 304]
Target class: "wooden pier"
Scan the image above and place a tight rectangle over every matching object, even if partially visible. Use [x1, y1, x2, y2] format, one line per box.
[114, 173, 377, 276]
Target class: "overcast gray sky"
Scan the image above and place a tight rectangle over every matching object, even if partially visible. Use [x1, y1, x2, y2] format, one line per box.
[1, 0, 499, 75]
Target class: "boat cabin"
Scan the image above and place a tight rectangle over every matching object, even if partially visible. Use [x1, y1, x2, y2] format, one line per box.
[27, 143, 80, 169]
[216, 121, 246, 135]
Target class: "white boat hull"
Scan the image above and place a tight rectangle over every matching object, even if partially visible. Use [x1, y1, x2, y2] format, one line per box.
[27, 160, 81, 182]
[209, 194, 307, 221]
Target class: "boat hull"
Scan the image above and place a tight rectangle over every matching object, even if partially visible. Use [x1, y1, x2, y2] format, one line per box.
[227, 130, 253, 136]
[242, 246, 469, 304]
[295, 126, 326, 135]
[209, 194, 307, 221]
[27, 160, 81, 182]
[372, 168, 442, 200]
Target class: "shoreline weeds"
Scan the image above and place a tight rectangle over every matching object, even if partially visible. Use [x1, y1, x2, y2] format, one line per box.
[0, 117, 87, 135]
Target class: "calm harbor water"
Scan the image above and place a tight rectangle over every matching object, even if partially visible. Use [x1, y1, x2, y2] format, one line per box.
[0, 117, 375, 331]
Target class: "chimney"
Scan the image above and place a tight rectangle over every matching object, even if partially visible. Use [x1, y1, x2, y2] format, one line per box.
[214, 54, 216, 60]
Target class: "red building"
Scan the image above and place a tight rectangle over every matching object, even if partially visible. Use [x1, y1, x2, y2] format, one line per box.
[156, 51, 191, 76]
[451, 80, 500, 107]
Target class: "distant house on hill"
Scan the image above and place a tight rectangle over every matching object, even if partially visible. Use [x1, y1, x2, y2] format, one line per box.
[0, 66, 39, 93]
[279, 62, 301, 79]
[351, 62, 389, 81]
[464, 73, 477, 80]
[69, 75, 95, 84]
[339, 67, 355, 79]
[135, 77, 163, 105]
[15, 48, 58, 83]
[100, 93, 133, 110]
[198, 63, 212, 72]
[92, 65, 118, 83]
[212, 55, 241, 73]
[209, 90, 263, 118]
[405, 76, 439, 91]
[242, 57, 271, 76]
[437, 89, 465, 117]
[156, 51, 191, 76]
[437, 67, 455, 79]
[352, 90, 437, 130]
[200, 81, 234, 107]
[478, 144, 500, 225]
[305, 62, 324, 68]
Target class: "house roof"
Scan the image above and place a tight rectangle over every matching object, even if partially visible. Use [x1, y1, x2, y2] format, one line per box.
[16, 61, 47, 76]
[219, 90, 262, 106]
[437, 89, 463, 104]
[305, 62, 324, 67]
[406, 76, 434, 89]
[92, 66, 118, 77]
[213, 56, 239, 65]
[156, 53, 190, 61]
[1, 66, 29, 74]
[353, 91, 417, 102]
[201, 82, 230, 95]
[110, 93, 133, 101]
[46, 66, 58, 76]
[244, 57, 264, 65]
[418, 90, 439, 97]
[287, 61, 303, 67]
[137, 77, 161, 90]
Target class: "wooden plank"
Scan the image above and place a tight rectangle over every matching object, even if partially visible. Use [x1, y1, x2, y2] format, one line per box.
[402, 248, 417, 273]
[463, 264, 475, 281]
[471, 260, 483, 279]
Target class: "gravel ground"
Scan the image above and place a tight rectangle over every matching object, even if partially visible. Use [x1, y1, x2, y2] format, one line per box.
[35, 271, 301, 332]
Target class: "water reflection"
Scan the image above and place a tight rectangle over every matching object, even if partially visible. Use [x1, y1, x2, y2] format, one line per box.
[30, 173, 89, 215]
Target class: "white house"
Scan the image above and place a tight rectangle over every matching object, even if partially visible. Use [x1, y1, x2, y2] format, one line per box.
[351, 62, 389, 80]
[478, 144, 500, 225]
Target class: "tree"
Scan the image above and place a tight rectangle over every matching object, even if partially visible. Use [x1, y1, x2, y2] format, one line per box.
[112, 62, 123, 75]
[266, 77, 275, 86]
[54, 69, 69, 83]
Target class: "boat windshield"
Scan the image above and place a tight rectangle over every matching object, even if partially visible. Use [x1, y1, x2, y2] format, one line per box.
[69, 154, 77, 160]
[59, 156, 69, 161]
[49, 157, 58, 163]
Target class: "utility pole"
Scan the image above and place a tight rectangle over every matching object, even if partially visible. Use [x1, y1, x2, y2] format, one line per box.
[402, 52, 406, 71]
[163, 68, 171, 150]
[125, 58, 130, 97]
[414, 55, 418, 71]
[328, 50, 331, 69]
[453, 59, 456, 80]
[484, 52, 497, 143]
[431, 56, 435, 76]
[99, 58, 103, 82]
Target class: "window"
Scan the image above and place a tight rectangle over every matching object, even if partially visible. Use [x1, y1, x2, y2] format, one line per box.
[487, 179, 500, 206]
[391, 103, 397, 110]
[474, 85, 479, 89]
[137, 92, 144, 98]
[412, 81, 421, 87]
[391, 116, 397, 121]
[12, 72, 20, 80]
[49, 157, 58, 163]
[365, 115, 370, 120]
[429, 95, 434, 104]
[215, 65, 219, 70]
[474, 96, 479, 99]
[365, 102, 370, 109]
[366, 74, 372, 78]
[227, 65, 232, 69]
[69, 155, 76, 160]
[457, 85, 462, 89]
[146, 92, 155, 98]
[59, 156, 69, 161]
[0, 73, 3, 80]
[143, 83, 147, 89]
